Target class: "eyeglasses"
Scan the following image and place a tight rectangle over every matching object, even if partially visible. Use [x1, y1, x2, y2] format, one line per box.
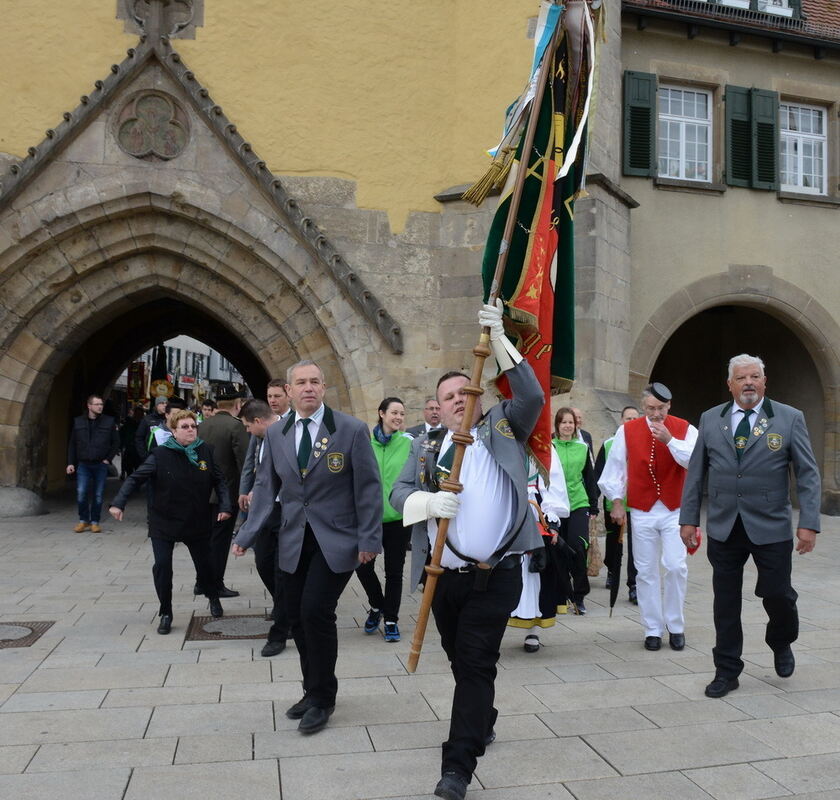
[178, 424, 198, 429]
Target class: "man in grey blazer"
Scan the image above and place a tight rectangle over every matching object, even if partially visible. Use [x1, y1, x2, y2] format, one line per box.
[232, 361, 382, 734]
[680, 353, 820, 699]
[391, 302, 544, 800]
[405, 397, 442, 438]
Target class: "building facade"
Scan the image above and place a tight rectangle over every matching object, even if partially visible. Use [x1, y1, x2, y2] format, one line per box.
[0, 0, 838, 509]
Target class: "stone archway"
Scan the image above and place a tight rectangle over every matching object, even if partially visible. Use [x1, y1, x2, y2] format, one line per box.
[0, 192, 389, 495]
[628, 267, 840, 510]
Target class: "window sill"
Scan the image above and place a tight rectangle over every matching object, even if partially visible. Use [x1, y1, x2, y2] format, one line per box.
[654, 177, 726, 195]
[777, 191, 840, 208]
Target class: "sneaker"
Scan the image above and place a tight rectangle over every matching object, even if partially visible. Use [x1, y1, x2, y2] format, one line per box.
[572, 600, 586, 615]
[384, 621, 400, 642]
[90, 523, 102, 533]
[73, 522, 90, 533]
[364, 608, 381, 634]
[557, 604, 568, 615]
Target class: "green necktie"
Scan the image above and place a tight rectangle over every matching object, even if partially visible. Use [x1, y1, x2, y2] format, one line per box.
[298, 418, 312, 474]
[733, 408, 752, 460]
[435, 440, 455, 487]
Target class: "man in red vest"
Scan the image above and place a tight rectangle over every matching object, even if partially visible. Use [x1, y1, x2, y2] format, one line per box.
[598, 383, 698, 651]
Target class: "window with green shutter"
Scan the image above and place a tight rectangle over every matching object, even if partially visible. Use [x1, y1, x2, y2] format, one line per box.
[725, 85, 779, 190]
[623, 71, 656, 177]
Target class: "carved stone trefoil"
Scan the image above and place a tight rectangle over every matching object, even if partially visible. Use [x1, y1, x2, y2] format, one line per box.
[115, 91, 190, 160]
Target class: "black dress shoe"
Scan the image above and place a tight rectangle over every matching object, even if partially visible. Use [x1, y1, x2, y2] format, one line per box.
[218, 586, 240, 598]
[286, 695, 313, 719]
[484, 729, 496, 746]
[157, 614, 172, 635]
[644, 636, 661, 651]
[298, 705, 334, 734]
[669, 632, 685, 651]
[628, 587, 638, 605]
[260, 640, 286, 657]
[193, 583, 203, 596]
[774, 646, 795, 678]
[208, 598, 223, 618]
[705, 676, 739, 698]
[434, 771, 469, 800]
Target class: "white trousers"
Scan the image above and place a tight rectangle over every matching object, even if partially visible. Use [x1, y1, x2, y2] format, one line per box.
[629, 502, 687, 638]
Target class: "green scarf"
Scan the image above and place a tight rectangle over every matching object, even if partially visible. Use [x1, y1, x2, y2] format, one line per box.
[163, 436, 204, 467]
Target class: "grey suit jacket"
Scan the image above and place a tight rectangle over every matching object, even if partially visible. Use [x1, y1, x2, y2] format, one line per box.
[679, 398, 821, 543]
[233, 405, 383, 573]
[239, 434, 259, 496]
[390, 360, 545, 589]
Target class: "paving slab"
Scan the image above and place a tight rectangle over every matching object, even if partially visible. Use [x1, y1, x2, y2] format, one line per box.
[583, 722, 781, 775]
[635, 698, 751, 726]
[0, 706, 151, 745]
[526, 675, 687, 711]
[278, 748, 442, 800]
[174, 733, 254, 765]
[146, 700, 275, 737]
[475, 737, 617, 787]
[255, 724, 373, 758]
[755, 753, 840, 794]
[0, 688, 106, 712]
[102, 684, 221, 707]
[735, 712, 840, 757]
[0, 767, 131, 800]
[17, 665, 168, 692]
[125, 760, 279, 800]
[538, 706, 658, 737]
[565, 770, 716, 800]
[26, 737, 177, 772]
[682, 763, 792, 800]
[0, 744, 37, 774]
[164, 661, 271, 687]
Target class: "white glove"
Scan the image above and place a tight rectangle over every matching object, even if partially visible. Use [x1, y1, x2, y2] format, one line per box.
[427, 491, 460, 519]
[478, 300, 505, 342]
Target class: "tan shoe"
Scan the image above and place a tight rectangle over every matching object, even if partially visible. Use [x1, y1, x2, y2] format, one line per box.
[90, 523, 102, 533]
[73, 522, 90, 533]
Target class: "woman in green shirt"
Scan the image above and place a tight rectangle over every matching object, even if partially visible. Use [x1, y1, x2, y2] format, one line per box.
[552, 407, 599, 614]
[357, 397, 413, 642]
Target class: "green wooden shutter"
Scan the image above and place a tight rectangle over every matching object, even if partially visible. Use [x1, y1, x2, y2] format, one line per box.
[725, 85, 752, 187]
[623, 71, 656, 177]
[751, 88, 779, 190]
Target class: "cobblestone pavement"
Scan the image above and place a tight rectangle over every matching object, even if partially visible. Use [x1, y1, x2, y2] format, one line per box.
[1, 485, 839, 799]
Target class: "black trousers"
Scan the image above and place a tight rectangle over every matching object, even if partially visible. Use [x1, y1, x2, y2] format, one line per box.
[432, 563, 522, 781]
[283, 526, 353, 708]
[253, 502, 289, 643]
[355, 519, 410, 622]
[707, 515, 798, 678]
[558, 508, 590, 604]
[151, 536, 218, 617]
[207, 503, 236, 589]
[604, 505, 637, 589]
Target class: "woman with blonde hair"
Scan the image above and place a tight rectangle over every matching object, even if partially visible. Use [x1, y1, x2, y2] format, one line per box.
[110, 408, 232, 634]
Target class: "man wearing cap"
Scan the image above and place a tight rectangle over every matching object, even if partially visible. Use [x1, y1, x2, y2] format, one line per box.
[598, 383, 697, 651]
[135, 396, 168, 458]
[680, 354, 820, 698]
[197, 387, 249, 597]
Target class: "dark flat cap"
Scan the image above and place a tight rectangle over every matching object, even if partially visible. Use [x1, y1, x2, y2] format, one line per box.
[649, 382, 672, 403]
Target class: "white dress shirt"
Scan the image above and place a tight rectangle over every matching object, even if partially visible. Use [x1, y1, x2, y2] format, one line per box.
[294, 404, 325, 453]
[428, 427, 514, 568]
[731, 398, 764, 431]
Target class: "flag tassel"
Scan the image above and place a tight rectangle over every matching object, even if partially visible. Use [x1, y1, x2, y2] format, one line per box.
[461, 145, 516, 206]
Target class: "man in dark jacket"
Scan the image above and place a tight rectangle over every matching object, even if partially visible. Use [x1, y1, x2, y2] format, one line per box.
[66, 394, 120, 533]
[197, 389, 249, 596]
[135, 396, 168, 458]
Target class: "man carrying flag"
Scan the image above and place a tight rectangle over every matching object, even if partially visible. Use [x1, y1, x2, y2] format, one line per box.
[391, 302, 544, 800]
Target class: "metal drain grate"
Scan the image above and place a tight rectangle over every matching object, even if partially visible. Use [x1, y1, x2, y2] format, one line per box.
[185, 613, 272, 641]
[0, 621, 55, 649]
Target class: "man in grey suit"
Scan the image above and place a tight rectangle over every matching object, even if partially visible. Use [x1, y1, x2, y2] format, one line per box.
[391, 302, 544, 800]
[405, 397, 442, 438]
[680, 353, 820, 699]
[232, 360, 382, 734]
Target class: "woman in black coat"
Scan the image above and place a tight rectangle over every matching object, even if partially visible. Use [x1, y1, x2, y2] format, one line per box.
[109, 409, 233, 634]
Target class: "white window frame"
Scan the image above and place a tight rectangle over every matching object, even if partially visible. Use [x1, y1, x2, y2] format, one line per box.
[758, 0, 794, 17]
[780, 101, 827, 196]
[657, 85, 713, 183]
[718, 0, 751, 9]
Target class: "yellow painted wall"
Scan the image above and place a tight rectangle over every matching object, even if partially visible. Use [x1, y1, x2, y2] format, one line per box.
[0, 0, 538, 231]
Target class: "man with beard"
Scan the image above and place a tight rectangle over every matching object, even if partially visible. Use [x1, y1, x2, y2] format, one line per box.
[680, 354, 820, 698]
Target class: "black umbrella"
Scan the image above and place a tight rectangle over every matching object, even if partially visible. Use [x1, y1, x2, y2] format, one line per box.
[607, 522, 625, 617]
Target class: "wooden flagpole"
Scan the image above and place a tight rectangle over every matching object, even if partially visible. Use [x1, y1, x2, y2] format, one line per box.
[407, 14, 563, 673]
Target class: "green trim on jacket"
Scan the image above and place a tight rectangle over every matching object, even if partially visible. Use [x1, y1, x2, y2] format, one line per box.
[371, 431, 413, 523]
